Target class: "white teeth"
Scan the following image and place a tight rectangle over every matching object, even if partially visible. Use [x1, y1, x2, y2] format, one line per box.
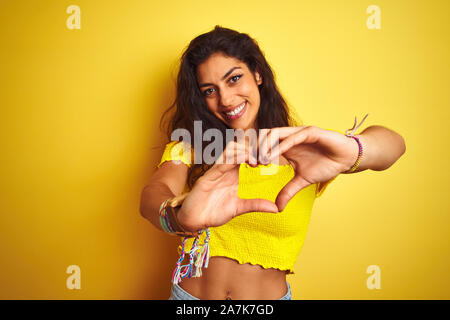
[226, 102, 245, 116]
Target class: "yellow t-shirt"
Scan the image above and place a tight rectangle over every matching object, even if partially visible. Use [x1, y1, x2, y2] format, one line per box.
[157, 140, 336, 274]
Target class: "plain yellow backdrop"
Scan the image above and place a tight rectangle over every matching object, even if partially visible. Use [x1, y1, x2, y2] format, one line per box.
[0, 0, 448, 299]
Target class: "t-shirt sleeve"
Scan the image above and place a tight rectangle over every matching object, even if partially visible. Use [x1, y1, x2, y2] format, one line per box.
[315, 176, 337, 198]
[157, 140, 194, 168]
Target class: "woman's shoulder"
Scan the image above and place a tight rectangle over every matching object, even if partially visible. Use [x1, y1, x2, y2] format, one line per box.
[158, 140, 194, 168]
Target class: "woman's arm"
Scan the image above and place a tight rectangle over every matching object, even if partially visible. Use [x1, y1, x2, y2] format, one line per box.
[141, 140, 280, 234]
[139, 161, 189, 232]
[350, 125, 406, 173]
[264, 124, 407, 210]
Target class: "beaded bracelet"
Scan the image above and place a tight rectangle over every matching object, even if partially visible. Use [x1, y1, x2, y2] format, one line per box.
[344, 114, 369, 173]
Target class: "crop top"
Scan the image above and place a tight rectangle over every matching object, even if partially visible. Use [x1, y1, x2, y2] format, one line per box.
[157, 141, 336, 275]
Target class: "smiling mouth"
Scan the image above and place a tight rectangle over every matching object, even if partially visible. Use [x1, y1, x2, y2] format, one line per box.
[223, 101, 247, 121]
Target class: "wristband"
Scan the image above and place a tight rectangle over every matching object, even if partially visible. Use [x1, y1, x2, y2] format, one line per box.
[344, 114, 369, 173]
[158, 195, 211, 284]
[159, 194, 204, 237]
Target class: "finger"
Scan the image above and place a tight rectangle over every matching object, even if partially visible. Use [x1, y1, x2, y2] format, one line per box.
[258, 129, 271, 164]
[223, 139, 256, 166]
[248, 150, 258, 167]
[216, 141, 244, 164]
[269, 126, 307, 141]
[275, 175, 310, 212]
[234, 131, 258, 163]
[210, 142, 240, 177]
[208, 162, 237, 180]
[260, 127, 306, 164]
[269, 127, 319, 162]
[244, 135, 258, 166]
[213, 143, 254, 176]
[265, 128, 281, 164]
[236, 198, 279, 215]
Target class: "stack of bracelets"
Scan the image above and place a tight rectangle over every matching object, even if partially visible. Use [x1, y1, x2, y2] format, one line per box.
[159, 114, 368, 284]
[159, 197, 210, 285]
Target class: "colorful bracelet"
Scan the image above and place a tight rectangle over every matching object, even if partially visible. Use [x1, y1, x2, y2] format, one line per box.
[159, 199, 176, 234]
[158, 197, 211, 284]
[159, 198, 203, 237]
[172, 229, 210, 285]
[344, 114, 369, 173]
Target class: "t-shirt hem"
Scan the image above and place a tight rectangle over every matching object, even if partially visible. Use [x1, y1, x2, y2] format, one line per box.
[208, 252, 295, 275]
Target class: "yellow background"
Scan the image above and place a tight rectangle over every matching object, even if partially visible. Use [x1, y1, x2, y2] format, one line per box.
[0, 0, 448, 299]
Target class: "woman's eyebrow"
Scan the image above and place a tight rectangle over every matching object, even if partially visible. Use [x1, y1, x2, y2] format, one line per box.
[199, 66, 242, 88]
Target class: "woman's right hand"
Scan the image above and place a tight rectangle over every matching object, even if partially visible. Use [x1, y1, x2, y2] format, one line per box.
[176, 140, 279, 233]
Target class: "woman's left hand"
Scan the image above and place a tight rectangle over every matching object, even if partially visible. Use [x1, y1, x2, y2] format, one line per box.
[262, 126, 361, 211]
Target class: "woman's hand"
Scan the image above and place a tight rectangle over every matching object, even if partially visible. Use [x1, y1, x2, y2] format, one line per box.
[263, 126, 360, 211]
[176, 140, 279, 232]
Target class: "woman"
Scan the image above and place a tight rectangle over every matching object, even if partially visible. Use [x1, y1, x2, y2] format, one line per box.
[139, 26, 406, 300]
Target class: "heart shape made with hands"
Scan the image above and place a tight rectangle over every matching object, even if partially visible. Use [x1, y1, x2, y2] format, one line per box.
[179, 125, 360, 232]
[221, 126, 360, 212]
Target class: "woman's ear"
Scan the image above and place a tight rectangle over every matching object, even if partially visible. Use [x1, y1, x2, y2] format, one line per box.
[255, 71, 262, 85]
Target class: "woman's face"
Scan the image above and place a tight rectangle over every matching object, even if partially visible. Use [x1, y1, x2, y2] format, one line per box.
[196, 52, 262, 130]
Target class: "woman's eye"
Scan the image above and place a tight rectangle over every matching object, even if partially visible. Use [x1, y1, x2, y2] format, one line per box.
[229, 74, 243, 83]
[202, 75, 242, 96]
[203, 88, 215, 96]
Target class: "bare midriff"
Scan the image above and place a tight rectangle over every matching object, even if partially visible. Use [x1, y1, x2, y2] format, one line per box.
[178, 256, 289, 300]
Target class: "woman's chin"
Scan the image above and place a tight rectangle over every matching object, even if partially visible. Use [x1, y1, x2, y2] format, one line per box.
[229, 121, 253, 131]
[219, 114, 256, 131]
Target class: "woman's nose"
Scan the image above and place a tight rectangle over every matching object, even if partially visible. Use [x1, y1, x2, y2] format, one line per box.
[219, 88, 235, 108]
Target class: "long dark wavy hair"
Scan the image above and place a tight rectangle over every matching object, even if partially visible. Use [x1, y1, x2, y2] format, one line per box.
[160, 25, 300, 189]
